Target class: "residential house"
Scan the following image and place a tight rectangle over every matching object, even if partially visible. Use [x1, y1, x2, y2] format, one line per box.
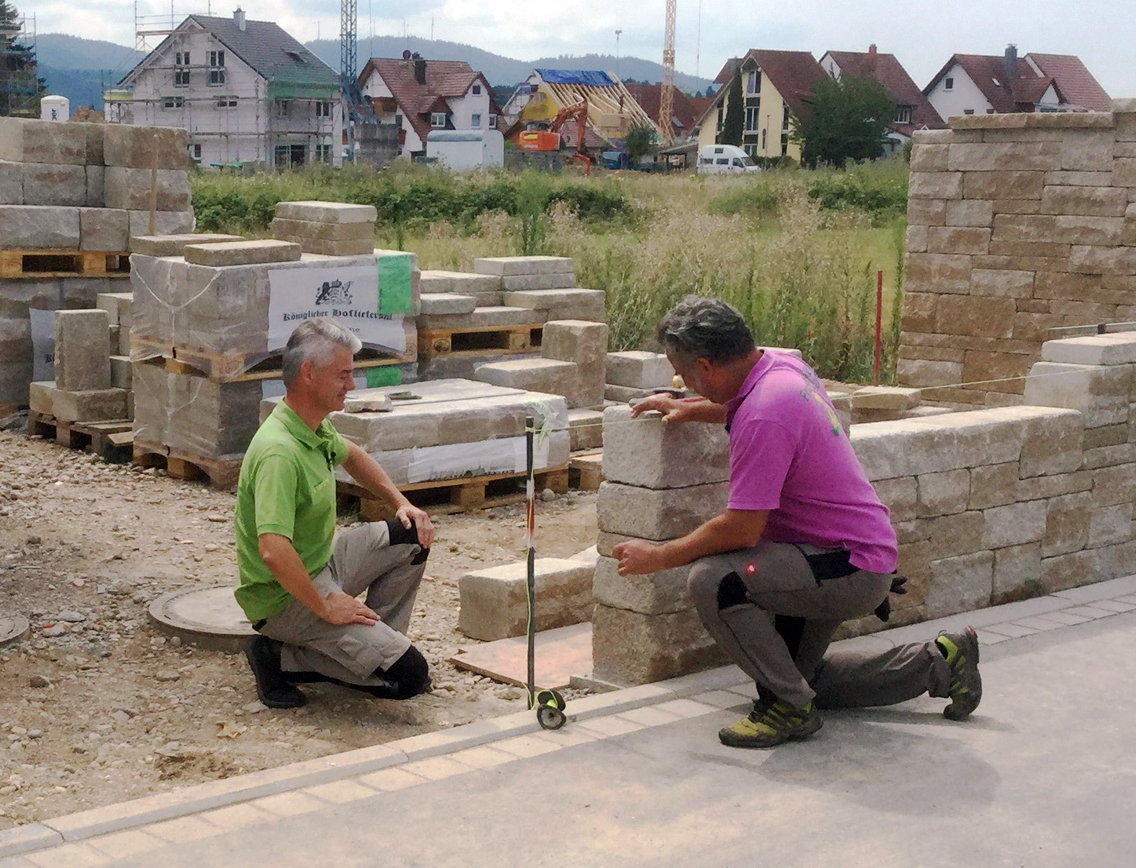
[358, 55, 502, 159]
[696, 50, 827, 162]
[820, 45, 945, 155]
[108, 8, 343, 168]
[924, 45, 1111, 120]
[502, 69, 659, 154]
[623, 82, 713, 143]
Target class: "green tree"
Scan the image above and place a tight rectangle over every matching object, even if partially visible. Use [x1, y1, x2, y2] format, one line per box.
[0, 1, 42, 117]
[720, 73, 744, 146]
[791, 74, 896, 168]
[624, 124, 656, 164]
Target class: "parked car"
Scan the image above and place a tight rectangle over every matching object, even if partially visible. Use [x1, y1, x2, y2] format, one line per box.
[696, 144, 761, 175]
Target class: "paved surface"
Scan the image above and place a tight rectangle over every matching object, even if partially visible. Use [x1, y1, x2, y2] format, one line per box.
[4, 578, 1136, 868]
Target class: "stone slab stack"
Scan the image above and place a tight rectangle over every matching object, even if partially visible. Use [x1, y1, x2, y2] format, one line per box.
[271, 201, 380, 259]
[901, 103, 1136, 407]
[259, 379, 570, 488]
[30, 309, 130, 424]
[458, 558, 597, 641]
[590, 405, 732, 685]
[0, 119, 193, 409]
[604, 351, 676, 403]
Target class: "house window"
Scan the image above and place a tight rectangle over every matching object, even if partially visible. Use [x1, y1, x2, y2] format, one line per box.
[746, 70, 760, 94]
[431, 112, 447, 128]
[209, 50, 226, 86]
[781, 131, 789, 156]
[188, 143, 202, 162]
[944, 77, 954, 91]
[215, 96, 237, 109]
[488, 114, 497, 129]
[394, 113, 403, 128]
[716, 105, 724, 133]
[782, 103, 790, 132]
[472, 84, 481, 95]
[744, 143, 757, 157]
[315, 143, 332, 163]
[895, 105, 912, 124]
[162, 96, 184, 109]
[471, 113, 482, 128]
[744, 106, 758, 132]
[987, 108, 996, 114]
[174, 51, 190, 86]
[761, 129, 766, 150]
[316, 101, 333, 118]
[963, 109, 975, 115]
[275, 100, 290, 117]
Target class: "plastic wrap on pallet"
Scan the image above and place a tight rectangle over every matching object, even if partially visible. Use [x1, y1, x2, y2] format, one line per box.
[130, 361, 171, 446]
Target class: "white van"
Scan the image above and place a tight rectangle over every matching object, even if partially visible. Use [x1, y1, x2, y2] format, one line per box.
[697, 144, 761, 175]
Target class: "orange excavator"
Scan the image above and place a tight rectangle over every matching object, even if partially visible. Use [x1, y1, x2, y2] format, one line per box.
[518, 99, 593, 175]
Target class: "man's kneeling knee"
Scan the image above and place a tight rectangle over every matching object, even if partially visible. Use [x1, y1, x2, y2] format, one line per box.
[364, 645, 431, 700]
[384, 518, 430, 565]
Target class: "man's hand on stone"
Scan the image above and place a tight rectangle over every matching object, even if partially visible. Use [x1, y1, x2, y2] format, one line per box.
[396, 503, 435, 549]
[320, 590, 380, 626]
[613, 539, 667, 576]
[630, 395, 705, 424]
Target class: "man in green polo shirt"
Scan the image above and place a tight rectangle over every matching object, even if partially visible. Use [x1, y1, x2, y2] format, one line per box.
[235, 319, 435, 709]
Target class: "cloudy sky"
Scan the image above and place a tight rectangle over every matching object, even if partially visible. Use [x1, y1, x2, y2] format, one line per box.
[30, 0, 1136, 96]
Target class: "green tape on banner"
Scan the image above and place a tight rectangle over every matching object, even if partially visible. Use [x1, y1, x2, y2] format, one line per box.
[366, 366, 402, 388]
[377, 253, 413, 315]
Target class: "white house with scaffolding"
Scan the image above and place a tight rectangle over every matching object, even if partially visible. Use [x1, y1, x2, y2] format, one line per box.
[105, 9, 343, 169]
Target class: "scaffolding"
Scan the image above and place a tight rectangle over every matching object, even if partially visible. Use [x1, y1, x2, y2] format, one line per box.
[0, 14, 39, 118]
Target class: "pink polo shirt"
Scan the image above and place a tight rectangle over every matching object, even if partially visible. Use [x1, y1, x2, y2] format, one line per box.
[724, 350, 898, 574]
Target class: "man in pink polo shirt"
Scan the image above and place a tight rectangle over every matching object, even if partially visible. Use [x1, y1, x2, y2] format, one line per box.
[614, 297, 981, 748]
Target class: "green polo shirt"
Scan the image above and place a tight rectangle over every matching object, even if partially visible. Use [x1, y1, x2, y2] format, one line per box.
[233, 400, 350, 622]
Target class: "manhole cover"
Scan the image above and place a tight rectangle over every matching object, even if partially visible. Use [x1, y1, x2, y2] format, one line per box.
[0, 614, 29, 647]
[149, 586, 256, 653]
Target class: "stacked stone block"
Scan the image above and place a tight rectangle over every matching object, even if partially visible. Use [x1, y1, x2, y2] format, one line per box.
[31, 308, 130, 423]
[458, 558, 597, 641]
[901, 102, 1136, 407]
[590, 405, 732, 685]
[604, 350, 675, 403]
[270, 201, 379, 257]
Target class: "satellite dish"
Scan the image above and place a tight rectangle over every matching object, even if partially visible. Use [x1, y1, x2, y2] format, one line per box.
[403, 50, 412, 60]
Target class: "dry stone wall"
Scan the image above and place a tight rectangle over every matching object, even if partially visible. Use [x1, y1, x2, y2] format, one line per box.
[901, 100, 1136, 407]
[593, 333, 1136, 684]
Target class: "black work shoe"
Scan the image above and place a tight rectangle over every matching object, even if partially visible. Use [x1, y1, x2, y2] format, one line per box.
[245, 636, 306, 709]
[936, 626, 981, 721]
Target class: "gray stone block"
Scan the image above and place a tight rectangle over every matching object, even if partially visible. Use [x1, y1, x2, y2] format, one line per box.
[0, 118, 88, 164]
[272, 233, 375, 256]
[474, 256, 574, 276]
[602, 405, 729, 489]
[0, 315, 30, 363]
[458, 557, 595, 640]
[275, 201, 378, 223]
[95, 292, 133, 325]
[54, 309, 110, 391]
[592, 604, 726, 686]
[597, 480, 729, 540]
[500, 272, 577, 291]
[130, 362, 170, 443]
[418, 306, 546, 330]
[926, 551, 994, 618]
[568, 408, 604, 451]
[0, 279, 65, 316]
[415, 351, 537, 382]
[1025, 361, 1132, 428]
[183, 240, 302, 267]
[127, 210, 196, 239]
[80, 208, 130, 252]
[605, 383, 651, 403]
[109, 355, 132, 389]
[419, 293, 477, 315]
[0, 160, 22, 204]
[0, 205, 81, 249]
[592, 555, 694, 615]
[606, 350, 674, 389]
[166, 374, 264, 456]
[129, 233, 244, 257]
[102, 125, 189, 169]
[21, 163, 87, 206]
[85, 166, 104, 207]
[104, 167, 191, 212]
[0, 360, 32, 403]
[271, 218, 374, 241]
[542, 319, 607, 409]
[52, 386, 129, 423]
[476, 358, 579, 403]
[851, 386, 922, 410]
[502, 288, 606, 322]
[28, 380, 55, 414]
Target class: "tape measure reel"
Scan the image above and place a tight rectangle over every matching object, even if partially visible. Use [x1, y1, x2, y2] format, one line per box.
[535, 689, 567, 730]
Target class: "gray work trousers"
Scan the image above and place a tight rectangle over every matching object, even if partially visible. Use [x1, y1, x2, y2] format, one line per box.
[689, 541, 951, 709]
[259, 522, 425, 687]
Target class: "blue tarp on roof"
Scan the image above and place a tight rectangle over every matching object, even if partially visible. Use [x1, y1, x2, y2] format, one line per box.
[535, 69, 616, 87]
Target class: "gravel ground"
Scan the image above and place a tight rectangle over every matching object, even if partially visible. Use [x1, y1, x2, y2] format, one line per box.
[0, 427, 597, 829]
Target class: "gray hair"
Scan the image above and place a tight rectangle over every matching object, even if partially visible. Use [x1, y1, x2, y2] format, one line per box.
[282, 319, 363, 387]
[656, 296, 755, 364]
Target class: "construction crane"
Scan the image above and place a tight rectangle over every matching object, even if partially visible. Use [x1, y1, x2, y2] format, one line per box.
[519, 100, 593, 174]
[340, 0, 371, 161]
[659, 0, 677, 145]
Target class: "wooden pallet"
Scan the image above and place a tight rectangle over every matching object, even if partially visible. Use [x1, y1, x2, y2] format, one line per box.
[338, 465, 570, 519]
[0, 250, 130, 279]
[27, 410, 134, 461]
[131, 341, 416, 384]
[418, 324, 544, 359]
[132, 439, 243, 491]
[568, 452, 604, 491]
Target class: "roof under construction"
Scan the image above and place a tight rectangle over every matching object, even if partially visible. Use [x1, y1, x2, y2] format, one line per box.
[526, 68, 660, 146]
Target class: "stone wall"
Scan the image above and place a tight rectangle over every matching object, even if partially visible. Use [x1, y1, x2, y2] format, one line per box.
[900, 100, 1136, 407]
[592, 332, 1136, 684]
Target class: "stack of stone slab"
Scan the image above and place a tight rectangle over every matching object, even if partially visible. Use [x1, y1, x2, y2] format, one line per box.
[259, 378, 570, 488]
[604, 351, 676, 403]
[29, 309, 129, 424]
[0, 119, 193, 408]
[590, 405, 732, 685]
[849, 385, 953, 425]
[270, 201, 379, 258]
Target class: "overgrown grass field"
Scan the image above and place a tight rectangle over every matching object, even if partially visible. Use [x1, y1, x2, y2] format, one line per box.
[191, 159, 910, 384]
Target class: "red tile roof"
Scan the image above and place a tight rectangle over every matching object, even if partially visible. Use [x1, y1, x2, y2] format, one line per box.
[823, 50, 945, 134]
[623, 83, 705, 136]
[1027, 53, 1111, 111]
[711, 50, 827, 120]
[924, 53, 1079, 113]
[359, 57, 500, 147]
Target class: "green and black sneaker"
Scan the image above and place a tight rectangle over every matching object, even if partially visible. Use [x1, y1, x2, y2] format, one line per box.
[936, 626, 982, 721]
[718, 698, 823, 748]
